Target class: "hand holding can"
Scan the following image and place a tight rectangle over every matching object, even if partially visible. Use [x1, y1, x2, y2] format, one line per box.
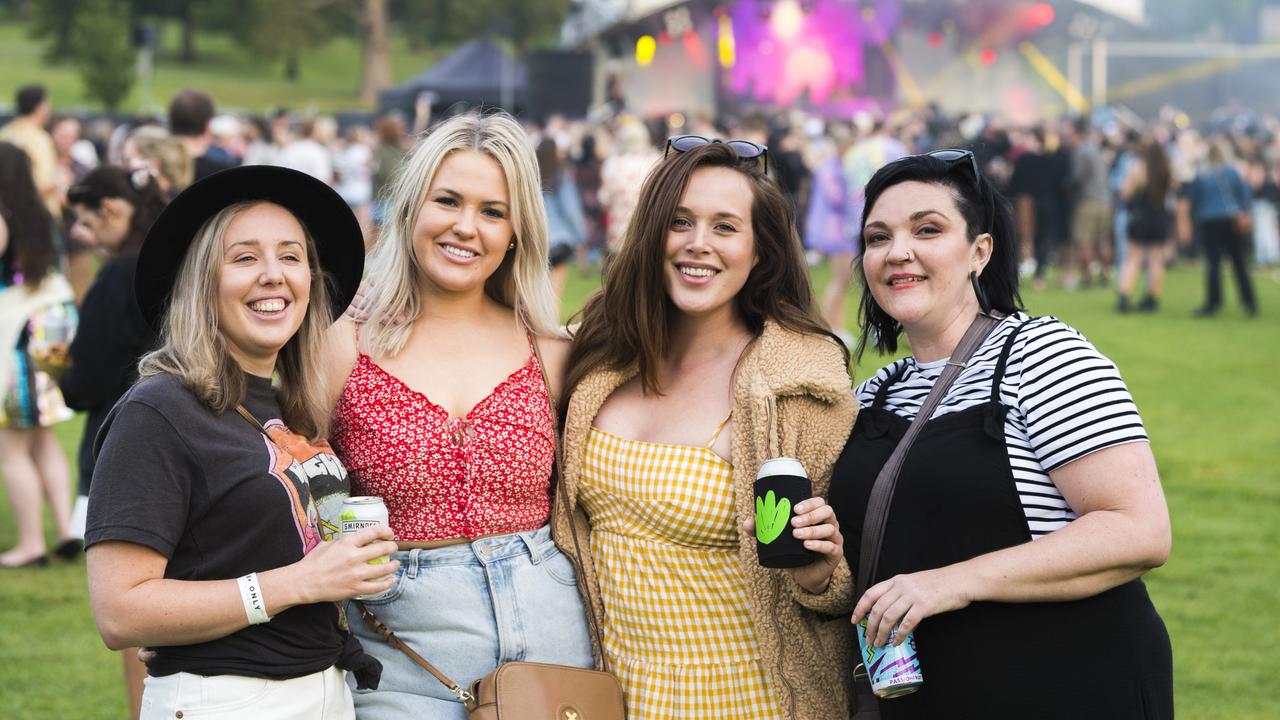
[753, 457, 818, 569]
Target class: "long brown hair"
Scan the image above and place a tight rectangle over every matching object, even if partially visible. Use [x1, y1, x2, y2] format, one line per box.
[563, 142, 841, 410]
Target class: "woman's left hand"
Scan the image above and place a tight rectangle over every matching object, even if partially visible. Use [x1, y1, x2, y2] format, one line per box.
[853, 566, 973, 648]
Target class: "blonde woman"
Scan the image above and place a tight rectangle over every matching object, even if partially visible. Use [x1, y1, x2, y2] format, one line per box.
[122, 126, 194, 196]
[323, 112, 593, 719]
[86, 166, 395, 720]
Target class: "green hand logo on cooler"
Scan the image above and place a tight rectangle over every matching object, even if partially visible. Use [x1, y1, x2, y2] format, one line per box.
[755, 490, 791, 545]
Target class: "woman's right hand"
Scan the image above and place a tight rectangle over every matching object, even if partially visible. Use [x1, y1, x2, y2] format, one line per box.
[287, 525, 400, 604]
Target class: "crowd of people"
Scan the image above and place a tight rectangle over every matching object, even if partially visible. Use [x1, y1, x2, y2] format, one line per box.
[5, 75, 1268, 719]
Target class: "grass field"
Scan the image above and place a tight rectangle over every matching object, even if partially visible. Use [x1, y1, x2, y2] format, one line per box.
[0, 21, 442, 114]
[1, 263, 1278, 718]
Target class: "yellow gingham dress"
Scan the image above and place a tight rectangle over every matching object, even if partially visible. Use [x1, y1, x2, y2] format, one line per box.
[579, 422, 782, 719]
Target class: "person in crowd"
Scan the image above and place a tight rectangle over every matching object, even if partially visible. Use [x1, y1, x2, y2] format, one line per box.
[369, 113, 407, 238]
[121, 126, 194, 197]
[1180, 139, 1258, 316]
[1117, 140, 1174, 312]
[61, 164, 166, 718]
[572, 128, 606, 266]
[816, 150, 1171, 718]
[1109, 128, 1143, 275]
[278, 116, 336, 186]
[0, 142, 78, 568]
[168, 89, 236, 181]
[599, 117, 660, 258]
[209, 114, 246, 165]
[50, 115, 94, 198]
[557, 139, 858, 719]
[842, 118, 907, 232]
[86, 165, 392, 720]
[1008, 125, 1070, 288]
[334, 124, 375, 243]
[49, 114, 100, 305]
[0, 85, 60, 217]
[537, 138, 588, 305]
[803, 136, 853, 341]
[324, 112, 594, 718]
[1063, 118, 1113, 288]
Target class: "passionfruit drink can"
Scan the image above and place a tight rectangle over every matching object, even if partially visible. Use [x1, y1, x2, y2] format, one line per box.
[856, 619, 923, 698]
[340, 496, 390, 566]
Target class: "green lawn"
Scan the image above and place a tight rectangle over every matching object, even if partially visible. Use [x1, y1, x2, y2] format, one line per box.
[2, 263, 1278, 718]
[0, 21, 443, 114]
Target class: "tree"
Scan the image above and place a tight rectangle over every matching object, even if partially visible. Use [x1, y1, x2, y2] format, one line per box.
[223, 0, 338, 81]
[393, 0, 570, 53]
[29, 0, 85, 63]
[74, 0, 136, 109]
[358, 0, 392, 104]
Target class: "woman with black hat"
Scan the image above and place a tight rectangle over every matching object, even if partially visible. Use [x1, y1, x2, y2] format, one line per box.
[85, 166, 396, 720]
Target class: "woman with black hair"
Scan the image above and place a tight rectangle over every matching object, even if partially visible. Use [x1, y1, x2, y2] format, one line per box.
[0, 141, 78, 568]
[808, 151, 1173, 718]
[63, 165, 167, 496]
[61, 165, 167, 716]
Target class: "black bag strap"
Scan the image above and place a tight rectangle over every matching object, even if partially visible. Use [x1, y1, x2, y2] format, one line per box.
[854, 312, 1004, 600]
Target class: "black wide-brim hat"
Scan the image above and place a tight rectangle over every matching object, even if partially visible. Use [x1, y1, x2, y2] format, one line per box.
[135, 165, 364, 329]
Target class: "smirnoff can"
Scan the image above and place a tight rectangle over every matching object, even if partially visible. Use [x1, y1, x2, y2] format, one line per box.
[856, 619, 924, 698]
[340, 496, 389, 567]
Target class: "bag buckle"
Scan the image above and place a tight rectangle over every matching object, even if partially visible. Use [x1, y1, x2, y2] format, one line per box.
[452, 683, 476, 710]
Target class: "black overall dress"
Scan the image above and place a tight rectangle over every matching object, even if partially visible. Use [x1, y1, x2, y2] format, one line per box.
[831, 320, 1173, 719]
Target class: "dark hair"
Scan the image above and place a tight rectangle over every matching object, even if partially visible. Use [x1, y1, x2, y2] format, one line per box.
[1141, 140, 1172, 206]
[15, 85, 46, 116]
[0, 142, 55, 287]
[68, 165, 168, 254]
[855, 153, 1023, 359]
[563, 141, 844, 407]
[536, 138, 560, 190]
[168, 90, 215, 137]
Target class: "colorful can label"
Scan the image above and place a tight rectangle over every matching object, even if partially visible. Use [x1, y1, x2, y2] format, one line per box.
[856, 619, 924, 698]
[340, 496, 389, 566]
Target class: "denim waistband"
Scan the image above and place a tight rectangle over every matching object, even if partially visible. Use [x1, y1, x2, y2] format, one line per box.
[390, 525, 557, 575]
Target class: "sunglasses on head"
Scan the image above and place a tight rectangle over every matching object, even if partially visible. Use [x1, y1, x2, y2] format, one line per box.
[922, 148, 980, 182]
[664, 135, 770, 174]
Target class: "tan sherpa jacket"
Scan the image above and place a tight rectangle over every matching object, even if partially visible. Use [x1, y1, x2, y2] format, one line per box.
[551, 321, 859, 719]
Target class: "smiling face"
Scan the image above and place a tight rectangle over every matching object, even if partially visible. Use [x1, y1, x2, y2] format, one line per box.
[663, 166, 758, 323]
[861, 180, 991, 335]
[412, 150, 513, 298]
[217, 202, 312, 377]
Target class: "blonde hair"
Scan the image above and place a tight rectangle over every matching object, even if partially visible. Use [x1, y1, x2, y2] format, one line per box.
[128, 126, 194, 192]
[138, 201, 335, 440]
[363, 112, 560, 358]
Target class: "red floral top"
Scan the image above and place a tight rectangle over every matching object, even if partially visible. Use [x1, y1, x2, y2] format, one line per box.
[330, 349, 554, 541]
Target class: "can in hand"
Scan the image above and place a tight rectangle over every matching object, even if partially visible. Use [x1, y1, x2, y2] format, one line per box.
[855, 618, 924, 698]
[340, 496, 391, 600]
[753, 457, 817, 568]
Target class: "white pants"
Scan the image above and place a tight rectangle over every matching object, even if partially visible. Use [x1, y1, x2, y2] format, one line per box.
[140, 665, 353, 720]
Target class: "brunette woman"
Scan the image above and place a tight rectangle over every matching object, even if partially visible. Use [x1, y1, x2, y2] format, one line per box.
[557, 139, 858, 719]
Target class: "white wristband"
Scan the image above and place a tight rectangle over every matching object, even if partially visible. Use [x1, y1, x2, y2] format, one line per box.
[237, 572, 271, 625]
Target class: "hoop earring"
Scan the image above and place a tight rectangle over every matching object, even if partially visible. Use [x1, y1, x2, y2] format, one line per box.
[971, 270, 992, 314]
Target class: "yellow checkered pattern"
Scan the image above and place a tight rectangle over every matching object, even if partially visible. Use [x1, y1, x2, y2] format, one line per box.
[580, 428, 782, 719]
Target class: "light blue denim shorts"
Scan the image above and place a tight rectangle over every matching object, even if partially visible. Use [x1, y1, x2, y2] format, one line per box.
[346, 524, 594, 719]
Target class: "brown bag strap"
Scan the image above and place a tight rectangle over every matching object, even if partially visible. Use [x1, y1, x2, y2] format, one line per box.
[234, 404, 269, 437]
[352, 600, 477, 708]
[854, 312, 1004, 601]
[529, 331, 612, 672]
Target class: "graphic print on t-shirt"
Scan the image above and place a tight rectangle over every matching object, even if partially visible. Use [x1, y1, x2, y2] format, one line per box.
[256, 421, 350, 552]
[265, 424, 350, 542]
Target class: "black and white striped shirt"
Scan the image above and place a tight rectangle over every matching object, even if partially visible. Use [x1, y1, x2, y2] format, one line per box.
[856, 313, 1149, 538]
